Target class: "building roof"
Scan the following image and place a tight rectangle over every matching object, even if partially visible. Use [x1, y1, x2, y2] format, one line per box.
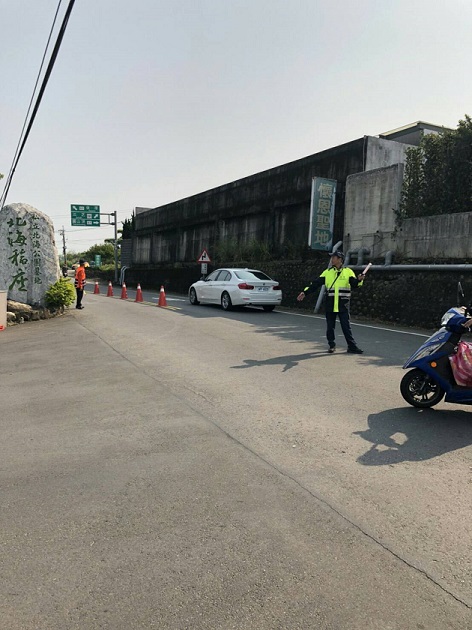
[379, 121, 452, 143]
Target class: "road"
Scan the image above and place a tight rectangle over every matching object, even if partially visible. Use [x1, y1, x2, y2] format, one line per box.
[1, 288, 471, 629]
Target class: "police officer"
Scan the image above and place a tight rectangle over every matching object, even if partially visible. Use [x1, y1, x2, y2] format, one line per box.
[297, 250, 365, 354]
[74, 259, 87, 309]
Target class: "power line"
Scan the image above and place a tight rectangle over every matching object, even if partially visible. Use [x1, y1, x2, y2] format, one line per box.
[55, 226, 114, 233]
[1, 0, 63, 208]
[0, 0, 77, 210]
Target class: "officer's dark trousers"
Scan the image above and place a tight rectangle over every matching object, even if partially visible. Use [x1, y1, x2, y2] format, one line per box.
[76, 288, 84, 308]
[325, 309, 357, 349]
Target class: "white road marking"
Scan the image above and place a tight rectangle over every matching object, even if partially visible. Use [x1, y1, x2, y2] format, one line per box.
[151, 296, 187, 302]
[278, 310, 430, 337]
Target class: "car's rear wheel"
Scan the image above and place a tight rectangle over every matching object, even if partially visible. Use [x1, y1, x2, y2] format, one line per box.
[189, 288, 200, 305]
[262, 305, 275, 312]
[221, 292, 232, 311]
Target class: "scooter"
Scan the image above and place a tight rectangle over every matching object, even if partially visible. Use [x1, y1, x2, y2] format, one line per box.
[400, 288, 472, 408]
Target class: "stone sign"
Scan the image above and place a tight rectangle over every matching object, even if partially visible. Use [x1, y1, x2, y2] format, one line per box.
[0, 203, 60, 306]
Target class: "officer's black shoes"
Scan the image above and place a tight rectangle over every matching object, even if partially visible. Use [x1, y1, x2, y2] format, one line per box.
[328, 345, 336, 354]
[76, 306, 84, 310]
[347, 346, 364, 354]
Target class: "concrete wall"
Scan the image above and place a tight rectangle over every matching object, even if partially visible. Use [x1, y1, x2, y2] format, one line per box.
[344, 164, 403, 257]
[345, 163, 472, 260]
[365, 136, 411, 170]
[132, 138, 366, 264]
[120, 239, 133, 267]
[131, 132, 468, 265]
[397, 212, 472, 258]
[134, 235, 151, 264]
[345, 133, 472, 260]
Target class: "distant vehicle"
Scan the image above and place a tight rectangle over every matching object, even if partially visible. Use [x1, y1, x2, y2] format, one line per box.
[188, 268, 282, 312]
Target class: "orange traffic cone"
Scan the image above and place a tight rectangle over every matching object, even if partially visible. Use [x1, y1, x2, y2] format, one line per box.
[121, 283, 128, 300]
[106, 281, 114, 297]
[135, 283, 143, 302]
[158, 285, 167, 307]
[93, 281, 100, 294]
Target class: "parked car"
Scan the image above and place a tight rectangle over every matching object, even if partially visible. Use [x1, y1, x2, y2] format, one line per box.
[189, 268, 282, 311]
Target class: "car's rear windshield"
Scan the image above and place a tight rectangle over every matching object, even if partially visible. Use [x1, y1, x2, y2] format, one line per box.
[233, 270, 272, 281]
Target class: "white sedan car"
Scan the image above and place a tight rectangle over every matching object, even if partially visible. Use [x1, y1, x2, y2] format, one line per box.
[188, 268, 282, 311]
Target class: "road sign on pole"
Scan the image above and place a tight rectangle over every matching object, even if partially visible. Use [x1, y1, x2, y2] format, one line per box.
[71, 205, 100, 226]
[197, 249, 211, 263]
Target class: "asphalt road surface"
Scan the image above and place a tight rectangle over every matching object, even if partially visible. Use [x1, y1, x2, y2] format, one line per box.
[1, 289, 471, 629]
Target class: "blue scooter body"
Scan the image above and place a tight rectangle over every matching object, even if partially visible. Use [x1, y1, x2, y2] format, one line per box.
[402, 308, 472, 406]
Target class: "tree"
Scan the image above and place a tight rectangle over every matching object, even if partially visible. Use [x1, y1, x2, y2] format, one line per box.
[398, 146, 424, 222]
[400, 116, 472, 219]
[82, 243, 115, 265]
[121, 212, 135, 239]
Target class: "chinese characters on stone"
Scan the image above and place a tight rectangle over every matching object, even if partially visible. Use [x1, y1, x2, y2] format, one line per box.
[6, 215, 43, 292]
[30, 215, 43, 286]
[7, 217, 28, 292]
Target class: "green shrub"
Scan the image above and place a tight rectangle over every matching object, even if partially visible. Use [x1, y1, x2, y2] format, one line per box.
[45, 277, 75, 309]
[98, 263, 115, 273]
[214, 238, 274, 264]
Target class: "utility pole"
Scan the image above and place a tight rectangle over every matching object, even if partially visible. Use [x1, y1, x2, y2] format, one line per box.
[111, 211, 118, 284]
[59, 226, 67, 265]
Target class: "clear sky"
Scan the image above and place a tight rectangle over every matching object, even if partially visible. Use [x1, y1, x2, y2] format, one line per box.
[1, 0, 471, 253]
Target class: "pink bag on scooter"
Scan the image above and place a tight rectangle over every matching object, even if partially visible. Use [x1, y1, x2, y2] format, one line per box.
[449, 340, 472, 387]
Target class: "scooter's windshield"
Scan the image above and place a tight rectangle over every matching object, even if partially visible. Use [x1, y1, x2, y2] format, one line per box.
[441, 307, 466, 327]
[441, 307, 470, 333]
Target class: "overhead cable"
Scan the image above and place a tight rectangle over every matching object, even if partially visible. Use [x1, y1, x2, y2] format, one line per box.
[0, 0, 76, 210]
[0, 0, 63, 210]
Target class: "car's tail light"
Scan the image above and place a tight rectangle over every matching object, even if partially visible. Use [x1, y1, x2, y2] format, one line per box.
[238, 282, 254, 290]
[272, 284, 281, 290]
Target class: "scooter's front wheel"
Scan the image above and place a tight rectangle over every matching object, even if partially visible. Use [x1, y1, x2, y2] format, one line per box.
[400, 368, 445, 408]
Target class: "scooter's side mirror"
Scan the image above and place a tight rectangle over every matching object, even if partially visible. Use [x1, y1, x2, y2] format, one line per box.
[457, 281, 465, 307]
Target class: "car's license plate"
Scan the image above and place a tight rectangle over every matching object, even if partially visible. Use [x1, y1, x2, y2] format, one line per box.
[257, 287, 269, 291]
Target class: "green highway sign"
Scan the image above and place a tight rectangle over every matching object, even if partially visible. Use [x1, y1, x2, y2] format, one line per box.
[71, 204, 100, 226]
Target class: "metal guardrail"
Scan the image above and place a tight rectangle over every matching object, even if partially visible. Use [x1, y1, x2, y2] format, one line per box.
[119, 266, 128, 286]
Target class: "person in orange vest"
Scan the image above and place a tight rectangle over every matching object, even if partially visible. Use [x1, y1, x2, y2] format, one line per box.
[74, 259, 87, 309]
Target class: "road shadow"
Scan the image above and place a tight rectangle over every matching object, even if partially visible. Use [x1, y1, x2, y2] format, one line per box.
[174, 301, 425, 368]
[231, 351, 332, 372]
[354, 406, 472, 466]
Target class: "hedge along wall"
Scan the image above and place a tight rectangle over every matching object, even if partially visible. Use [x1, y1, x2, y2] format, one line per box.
[120, 262, 472, 331]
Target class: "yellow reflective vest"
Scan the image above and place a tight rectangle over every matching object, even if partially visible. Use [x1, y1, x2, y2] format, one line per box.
[303, 266, 363, 313]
